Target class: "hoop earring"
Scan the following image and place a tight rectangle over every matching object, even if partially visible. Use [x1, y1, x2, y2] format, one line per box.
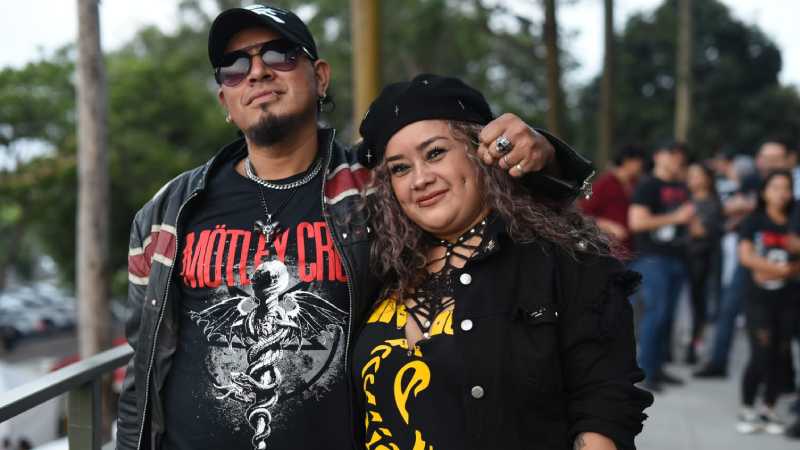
[225, 113, 231, 123]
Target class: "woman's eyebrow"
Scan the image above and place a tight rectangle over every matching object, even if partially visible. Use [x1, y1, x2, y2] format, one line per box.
[385, 136, 449, 163]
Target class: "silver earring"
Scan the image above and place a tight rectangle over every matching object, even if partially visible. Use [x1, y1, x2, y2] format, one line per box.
[225, 113, 231, 123]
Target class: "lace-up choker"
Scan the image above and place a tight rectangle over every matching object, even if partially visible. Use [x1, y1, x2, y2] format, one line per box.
[403, 218, 488, 345]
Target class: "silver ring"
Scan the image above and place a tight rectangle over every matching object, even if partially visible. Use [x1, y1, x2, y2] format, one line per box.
[496, 135, 514, 154]
[503, 154, 511, 166]
[515, 162, 524, 173]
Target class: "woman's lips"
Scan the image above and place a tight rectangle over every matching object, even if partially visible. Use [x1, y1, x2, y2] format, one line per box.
[416, 190, 447, 207]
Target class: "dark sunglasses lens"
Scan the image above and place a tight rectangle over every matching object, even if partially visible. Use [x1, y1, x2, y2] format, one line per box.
[261, 49, 298, 72]
[219, 56, 250, 87]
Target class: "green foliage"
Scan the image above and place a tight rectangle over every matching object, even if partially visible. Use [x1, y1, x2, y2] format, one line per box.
[578, 0, 800, 158]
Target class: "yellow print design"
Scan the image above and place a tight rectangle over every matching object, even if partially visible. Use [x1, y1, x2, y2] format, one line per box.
[361, 298, 453, 450]
[366, 298, 454, 336]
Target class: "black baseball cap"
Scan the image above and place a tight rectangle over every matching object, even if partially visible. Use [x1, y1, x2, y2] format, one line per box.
[208, 4, 318, 67]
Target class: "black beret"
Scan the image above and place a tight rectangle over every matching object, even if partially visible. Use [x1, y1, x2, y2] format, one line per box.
[357, 74, 494, 168]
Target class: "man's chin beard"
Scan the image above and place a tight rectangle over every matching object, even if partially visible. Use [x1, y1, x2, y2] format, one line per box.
[244, 105, 314, 147]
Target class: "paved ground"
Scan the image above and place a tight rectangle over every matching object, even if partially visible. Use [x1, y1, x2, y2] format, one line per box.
[636, 301, 799, 450]
[4, 304, 800, 449]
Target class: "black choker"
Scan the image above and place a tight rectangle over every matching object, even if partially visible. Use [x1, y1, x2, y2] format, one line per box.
[404, 219, 488, 344]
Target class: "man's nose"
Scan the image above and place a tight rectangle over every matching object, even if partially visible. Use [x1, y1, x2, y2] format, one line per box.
[248, 53, 274, 82]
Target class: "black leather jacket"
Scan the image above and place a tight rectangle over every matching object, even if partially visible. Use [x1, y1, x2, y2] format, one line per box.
[116, 128, 593, 450]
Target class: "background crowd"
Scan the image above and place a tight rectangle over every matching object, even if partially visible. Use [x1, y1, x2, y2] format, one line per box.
[580, 139, 800, 439]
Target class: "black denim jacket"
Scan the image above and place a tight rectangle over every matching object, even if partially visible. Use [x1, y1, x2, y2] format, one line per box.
[352, 218, 653, 450]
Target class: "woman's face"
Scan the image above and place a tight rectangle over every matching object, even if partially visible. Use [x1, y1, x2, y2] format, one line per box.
[763, 174, 793, 210]
[383, 120, 486, 240]
[686, 164, 710, 193]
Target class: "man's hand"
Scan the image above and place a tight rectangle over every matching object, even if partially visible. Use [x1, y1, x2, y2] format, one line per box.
[597, 218, 629, 242]
[671, 203, 696, 225]
[478, 113, 556, 178]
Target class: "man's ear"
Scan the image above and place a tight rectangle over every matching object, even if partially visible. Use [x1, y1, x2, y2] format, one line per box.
[313, 59, 331, 97]
[217, 87, 227, 108]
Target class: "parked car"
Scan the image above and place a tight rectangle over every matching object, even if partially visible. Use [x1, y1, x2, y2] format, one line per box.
[0, 284, 77, 345]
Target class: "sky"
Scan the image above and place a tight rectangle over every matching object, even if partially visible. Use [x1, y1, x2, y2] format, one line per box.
[0, 0, 797, 88]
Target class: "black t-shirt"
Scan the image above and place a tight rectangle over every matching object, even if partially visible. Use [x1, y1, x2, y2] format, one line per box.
[161, 155, 351, 450]
[789, 201, 800, 235]
[738, 210, 794, 291]
[352, 298, 467, 449]
[631, 176, 690, 258]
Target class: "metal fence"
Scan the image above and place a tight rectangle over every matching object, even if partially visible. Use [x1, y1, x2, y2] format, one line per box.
[0, 345, 133, 449]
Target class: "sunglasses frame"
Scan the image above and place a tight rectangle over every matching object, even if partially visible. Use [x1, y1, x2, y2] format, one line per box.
[214, 39, 314, 87]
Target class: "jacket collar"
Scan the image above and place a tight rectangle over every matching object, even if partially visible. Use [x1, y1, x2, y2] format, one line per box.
[190, 128, 338, 195]
[472, 212, 511, 261]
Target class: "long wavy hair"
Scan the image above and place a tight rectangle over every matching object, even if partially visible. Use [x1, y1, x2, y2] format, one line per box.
[363, 120, 614, 297]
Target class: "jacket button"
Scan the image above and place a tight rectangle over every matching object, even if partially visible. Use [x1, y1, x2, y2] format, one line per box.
[459, 273, 472, 285]
[470, 385, 485, 399]
[460, 319, 473, 331]
[150, 299, 156, 306]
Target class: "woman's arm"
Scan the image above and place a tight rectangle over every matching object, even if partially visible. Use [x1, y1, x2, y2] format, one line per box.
[555, 254, 653, 450]
[738, 240, 792, 279]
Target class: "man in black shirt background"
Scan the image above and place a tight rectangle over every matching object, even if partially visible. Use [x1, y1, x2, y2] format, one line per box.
[116, 4, 595, 450]
[629, 142, 695, 392]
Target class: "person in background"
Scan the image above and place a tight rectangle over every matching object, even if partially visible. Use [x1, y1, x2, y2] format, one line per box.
[735, 170, 799, 435]
[696, 142, 789, 378]
[786, 145, 800, 200]
[629, 142, 694, 392]
[580, 145, 645, 255]
[711, 148, 739, 202]
[684, 162, 724, 364]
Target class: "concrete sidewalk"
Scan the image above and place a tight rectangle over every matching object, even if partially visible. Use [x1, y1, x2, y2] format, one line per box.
[636, 317, 798, 449]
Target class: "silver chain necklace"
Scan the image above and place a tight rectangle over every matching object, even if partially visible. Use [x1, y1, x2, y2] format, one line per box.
[244, 156, 323, 190]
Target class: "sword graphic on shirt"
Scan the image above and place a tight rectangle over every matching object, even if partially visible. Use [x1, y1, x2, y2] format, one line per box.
[189, 259, 347, 450]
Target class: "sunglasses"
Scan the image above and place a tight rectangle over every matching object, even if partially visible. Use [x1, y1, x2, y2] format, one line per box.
[214, 39, 312, 87]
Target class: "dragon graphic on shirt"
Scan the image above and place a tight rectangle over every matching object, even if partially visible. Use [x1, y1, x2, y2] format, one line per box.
[189, 259, 347, 450]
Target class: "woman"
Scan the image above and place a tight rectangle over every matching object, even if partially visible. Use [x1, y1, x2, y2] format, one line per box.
[735, 170, 799, 435]
[685, 162, 724, 364]
[352, 74, 652, 450]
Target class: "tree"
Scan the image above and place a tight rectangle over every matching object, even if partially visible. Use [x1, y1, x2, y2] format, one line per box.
[578, 0, 800, 158]
[597, 0, 615, 168]
[674, 0, 691, 141]
[543, 0, 564, 136]
[350, 0, 381, 136]
[76, 0, 111, 359]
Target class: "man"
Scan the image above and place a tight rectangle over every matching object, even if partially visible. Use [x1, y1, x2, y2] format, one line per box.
[116, 4, 595, 450]
[580, 144, 645, 254]
[628, 142, 694, 392]
[695, 140, 789, 378]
